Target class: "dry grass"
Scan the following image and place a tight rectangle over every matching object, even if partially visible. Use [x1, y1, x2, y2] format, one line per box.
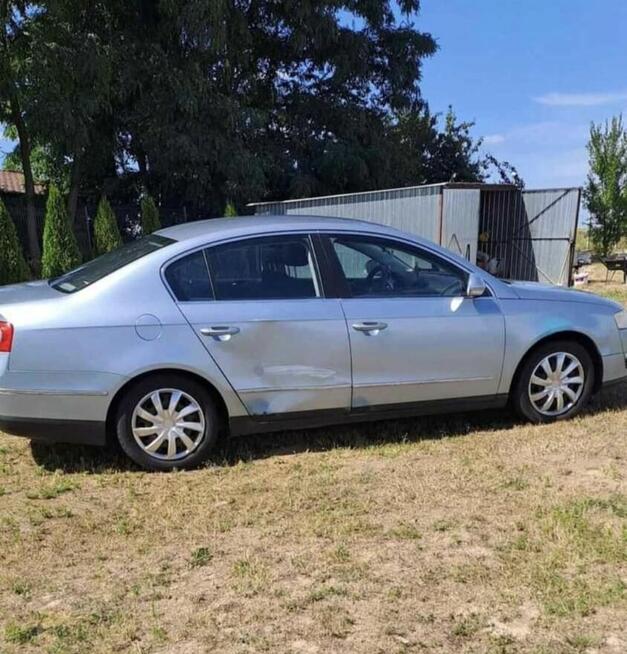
[580, 262, 627, 305]
[1, 275, 627, 653]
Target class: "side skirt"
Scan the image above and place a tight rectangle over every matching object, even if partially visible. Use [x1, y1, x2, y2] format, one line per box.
[229, 394, 509, 437]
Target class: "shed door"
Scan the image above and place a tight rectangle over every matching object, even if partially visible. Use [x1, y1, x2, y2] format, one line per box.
[479, 188, 581, 286]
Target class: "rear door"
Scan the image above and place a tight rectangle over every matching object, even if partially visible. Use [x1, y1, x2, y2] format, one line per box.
[166, 234, 351, 417]
[321, 233, 505, 409]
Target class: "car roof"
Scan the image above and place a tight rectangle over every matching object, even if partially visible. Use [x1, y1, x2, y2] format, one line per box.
[156, 214, 410, 246]
[152, 214, 492, 281]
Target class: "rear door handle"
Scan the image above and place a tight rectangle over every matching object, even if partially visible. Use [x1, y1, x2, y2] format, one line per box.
[352, 321, 388, 334]
[200, 326, 240, 341]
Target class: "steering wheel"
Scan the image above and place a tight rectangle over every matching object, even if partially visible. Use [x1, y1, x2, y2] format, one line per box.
[366, 264, 395, 292]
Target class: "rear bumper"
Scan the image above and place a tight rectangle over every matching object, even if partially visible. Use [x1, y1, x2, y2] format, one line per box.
[0, 415, 106, 445]
[0, 371, 119, 446]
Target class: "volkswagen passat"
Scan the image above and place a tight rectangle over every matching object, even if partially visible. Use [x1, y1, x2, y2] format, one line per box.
[1, 216, 626, 470]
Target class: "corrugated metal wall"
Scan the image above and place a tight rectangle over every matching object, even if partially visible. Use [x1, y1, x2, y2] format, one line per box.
[252, 183, 580, 286]
[254, 185, 443, 244]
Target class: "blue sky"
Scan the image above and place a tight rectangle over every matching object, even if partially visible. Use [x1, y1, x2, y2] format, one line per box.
[418, 0, 627, 189]
[3, 1, 626, 192]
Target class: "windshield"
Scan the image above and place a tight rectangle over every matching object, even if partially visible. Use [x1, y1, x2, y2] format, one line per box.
[50, 235, 175, 294]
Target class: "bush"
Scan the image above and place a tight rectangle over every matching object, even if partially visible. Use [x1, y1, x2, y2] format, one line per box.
[224, 201, 238, 217]
[41, 184, 82, 278]
[93, 196, 122, 256]
[140, 195, 161, 235]
[0, 197, 30, 285]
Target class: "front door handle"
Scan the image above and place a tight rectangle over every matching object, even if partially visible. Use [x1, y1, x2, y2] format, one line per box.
[200, 326, 240, 341]
[352, 321, 388, 334]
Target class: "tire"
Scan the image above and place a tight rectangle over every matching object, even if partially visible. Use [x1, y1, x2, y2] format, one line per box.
[115, 373, 220, 471]
[512, 340, 595, 424]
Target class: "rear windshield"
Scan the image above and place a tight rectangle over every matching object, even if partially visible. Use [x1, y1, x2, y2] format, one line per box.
[50, 235, 175, 294]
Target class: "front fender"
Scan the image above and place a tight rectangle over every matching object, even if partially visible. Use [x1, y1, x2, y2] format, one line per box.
[498, 298, 623, 394]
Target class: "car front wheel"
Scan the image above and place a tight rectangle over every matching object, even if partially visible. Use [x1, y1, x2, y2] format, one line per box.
[512, 340, 595, 423]
[115, 374, 219, 471]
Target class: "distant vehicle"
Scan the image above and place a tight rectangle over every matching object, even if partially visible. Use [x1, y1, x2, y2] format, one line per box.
[574, 250, 593, 268]
[1, 216, 626, 470]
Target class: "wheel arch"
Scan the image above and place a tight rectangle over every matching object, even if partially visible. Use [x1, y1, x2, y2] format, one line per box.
[105, 368, 231, 444]
[511, 330, 603, 396]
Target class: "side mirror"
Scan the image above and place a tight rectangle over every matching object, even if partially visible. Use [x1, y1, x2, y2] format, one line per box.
[466, 273, 487, 298]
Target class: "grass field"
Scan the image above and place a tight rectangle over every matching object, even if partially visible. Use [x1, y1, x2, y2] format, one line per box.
[1, 266, 626, 654]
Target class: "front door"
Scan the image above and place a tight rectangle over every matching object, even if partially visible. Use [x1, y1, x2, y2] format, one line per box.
[323, 233, 505, 409]
[168, 234, 352, 417]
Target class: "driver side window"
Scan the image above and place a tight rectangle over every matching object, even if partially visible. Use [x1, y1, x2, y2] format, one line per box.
[329, 235, 468, 298]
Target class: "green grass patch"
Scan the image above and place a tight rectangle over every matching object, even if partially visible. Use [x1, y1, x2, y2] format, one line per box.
[190, 546, 213, 568]
[503, 494, 627, 616]
[5, 621, 41, 644]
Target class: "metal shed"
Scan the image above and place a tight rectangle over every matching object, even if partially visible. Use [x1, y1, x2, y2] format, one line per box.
[249, 182, 581, 286]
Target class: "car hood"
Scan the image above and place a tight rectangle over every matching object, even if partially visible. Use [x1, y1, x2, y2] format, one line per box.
[506, 280, 621, 310]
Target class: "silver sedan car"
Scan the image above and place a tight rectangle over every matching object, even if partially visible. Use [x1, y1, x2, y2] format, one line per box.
[1, 216, 626, 470]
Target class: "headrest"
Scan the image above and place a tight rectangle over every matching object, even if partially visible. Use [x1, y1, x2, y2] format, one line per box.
[263, 242, 309, 267]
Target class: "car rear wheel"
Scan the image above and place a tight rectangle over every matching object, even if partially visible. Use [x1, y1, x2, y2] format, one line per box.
[512, 340, 595, 423]
[115, 374, 219, 471]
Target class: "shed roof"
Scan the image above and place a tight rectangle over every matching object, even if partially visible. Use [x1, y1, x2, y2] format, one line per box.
[247, 182, 519, 207]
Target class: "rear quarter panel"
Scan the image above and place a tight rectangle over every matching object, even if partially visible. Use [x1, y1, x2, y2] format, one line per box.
[2, 261, 248, 422]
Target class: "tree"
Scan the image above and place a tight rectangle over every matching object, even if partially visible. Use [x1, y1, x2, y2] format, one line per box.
[224, 201, 237, 217]
[0, 0, 41, 266]
[140, 195, 161, 235]
[41, 184, 82, 278]
[2, 1, 521, 219]
[584, 115, 627, 256]
[93, 195, 122, 256]
[0, 196, 30, 285]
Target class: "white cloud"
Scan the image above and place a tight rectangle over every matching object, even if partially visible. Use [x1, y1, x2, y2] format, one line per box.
[483, 121, 588, 148]
[483, 133, 505, 145]
[534, 90, 627, 107]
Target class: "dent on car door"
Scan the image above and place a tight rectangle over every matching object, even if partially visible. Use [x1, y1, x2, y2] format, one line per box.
[322, 233, 506, 408]
[166, 234, 352, 417]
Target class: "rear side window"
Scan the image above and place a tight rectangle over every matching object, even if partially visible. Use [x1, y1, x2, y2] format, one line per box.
[205, 235, 321, 301]
[164, 251, 213, 301]
[51, 235, 175, 294]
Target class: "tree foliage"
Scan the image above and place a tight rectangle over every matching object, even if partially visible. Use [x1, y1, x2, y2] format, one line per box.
[2, 1, 521, 224]
[584, 115, 627, 256]
[0, 196, 30, 285]
[141, 195, 161, 235]
[224, 201, 237, 217]
[41, 184, 82, 278]
[93, 195, 122, 256]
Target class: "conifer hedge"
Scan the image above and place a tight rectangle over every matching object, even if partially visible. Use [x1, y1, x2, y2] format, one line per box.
[0, 197, 31, 285]
[41, 184, 82, 278]
[93, 195, 122, 256]
[140, 195, 161, 235]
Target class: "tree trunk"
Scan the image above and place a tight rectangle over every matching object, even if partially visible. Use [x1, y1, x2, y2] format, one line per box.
[67, 153, 82, 227]
[8, 92, 41, 268]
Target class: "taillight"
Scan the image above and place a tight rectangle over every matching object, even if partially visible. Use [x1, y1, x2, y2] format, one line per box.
[0, 322, 14, 353]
